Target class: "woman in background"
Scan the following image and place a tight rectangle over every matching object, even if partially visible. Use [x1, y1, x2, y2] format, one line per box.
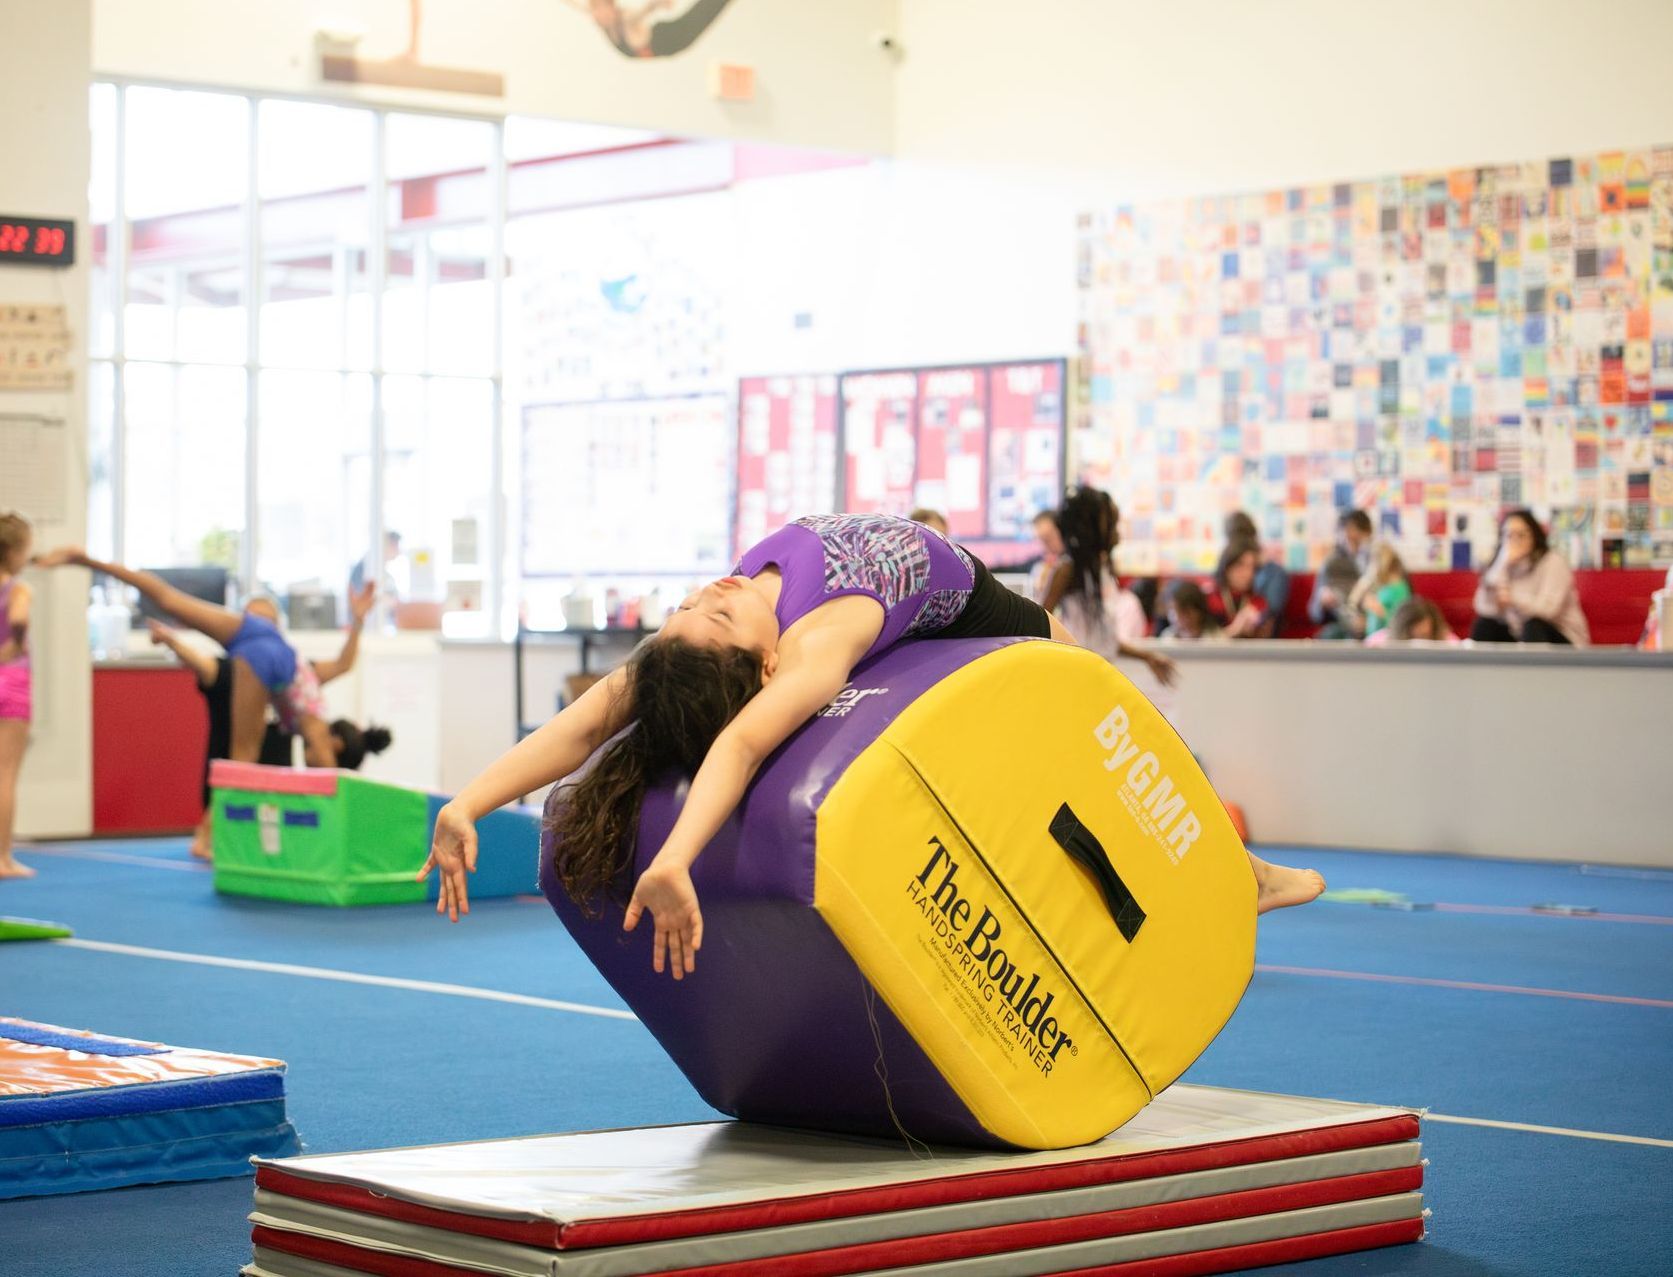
[1028, 508, 1065, 604]
[1207, 541, 1272, 638]
[1470, 510, 1589, 647]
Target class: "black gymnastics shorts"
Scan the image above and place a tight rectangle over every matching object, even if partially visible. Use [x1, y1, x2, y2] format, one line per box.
[931, 553, 1053, 641]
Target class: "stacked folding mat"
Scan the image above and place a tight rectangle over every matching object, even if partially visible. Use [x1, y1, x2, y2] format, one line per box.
[243, 1085, 1425, 1277]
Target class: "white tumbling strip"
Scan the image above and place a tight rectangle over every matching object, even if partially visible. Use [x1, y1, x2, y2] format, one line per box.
[55, 939, 638, 1021]
[1424, 1112, 1673, 1148]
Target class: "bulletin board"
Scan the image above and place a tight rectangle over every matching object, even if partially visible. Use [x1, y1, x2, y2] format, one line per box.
[839, 369, 920, 518]
[732, 360, 1066, 563]
[835, 358, 1067, 563]
[734, 374, 839, 560]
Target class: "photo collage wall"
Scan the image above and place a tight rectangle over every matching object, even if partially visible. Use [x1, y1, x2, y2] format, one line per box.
[1076, 146, 1673, 575]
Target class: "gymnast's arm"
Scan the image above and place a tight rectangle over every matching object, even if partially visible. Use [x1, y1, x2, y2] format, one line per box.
[146, 620, 220, 688]
[454, 665, 633, 820]
[298, 714, 339, 768]
[641, 642, 859, 878]
[622, 630, 863, 973]
[313, 584, 373, 685]
[423, 664, 636, 920]
[1038, 560, 1073, 614]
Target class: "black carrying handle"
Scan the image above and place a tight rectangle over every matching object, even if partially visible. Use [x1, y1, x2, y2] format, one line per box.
[1050, 802, 1146, 942]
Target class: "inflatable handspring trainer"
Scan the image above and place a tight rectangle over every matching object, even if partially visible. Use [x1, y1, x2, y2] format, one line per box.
[545, 636, 1256, 1150]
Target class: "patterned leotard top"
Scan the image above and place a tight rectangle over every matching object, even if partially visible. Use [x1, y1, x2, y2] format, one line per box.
[733, 515, 977, 661]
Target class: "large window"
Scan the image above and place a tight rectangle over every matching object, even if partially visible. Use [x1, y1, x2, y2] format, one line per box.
[91, 85, 509, 630]
[91, 86, 702, 632]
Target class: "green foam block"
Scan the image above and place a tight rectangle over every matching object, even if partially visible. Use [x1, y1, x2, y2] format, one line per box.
[211, 771, 430, 907]
[0, 916, 73, 941]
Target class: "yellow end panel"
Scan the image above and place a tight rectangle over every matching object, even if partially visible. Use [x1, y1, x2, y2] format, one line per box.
[814, 742, 1151, 1150]
[879, 641, 1255, 1095]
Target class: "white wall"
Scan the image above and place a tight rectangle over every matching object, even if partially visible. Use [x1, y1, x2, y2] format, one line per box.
[5, 0, 93, 838]
[731, 162, 1078, 375]
[895, 0, 1673, 199]
[96, 0, 898, 155]
[1117, 646, 1673, 868]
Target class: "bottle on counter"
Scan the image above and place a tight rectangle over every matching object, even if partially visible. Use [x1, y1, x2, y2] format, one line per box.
[87, 585, 131, 659]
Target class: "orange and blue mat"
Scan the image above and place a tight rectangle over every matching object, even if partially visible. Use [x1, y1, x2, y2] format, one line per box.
[0, 1017, 300, 1198]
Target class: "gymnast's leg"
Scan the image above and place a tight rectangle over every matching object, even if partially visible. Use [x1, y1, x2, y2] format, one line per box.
[229, 658, 269, 764]
[647, 0, 733, 56]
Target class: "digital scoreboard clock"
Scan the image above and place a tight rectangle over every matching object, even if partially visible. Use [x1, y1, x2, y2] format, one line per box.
[0, 216, 75, 267]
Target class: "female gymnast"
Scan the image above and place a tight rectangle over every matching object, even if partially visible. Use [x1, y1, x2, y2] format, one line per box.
[563, 0, 734, 59]
[147, 583, 391, 858]
[38, 548, 384, 774]
[424, 515, 1325, 973]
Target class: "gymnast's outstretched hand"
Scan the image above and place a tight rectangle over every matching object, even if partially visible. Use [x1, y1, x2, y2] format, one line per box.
[623, 860, 703, 980]
[420, 801, 478, 922]
[32, 546, 87, 568]
[348, 581, 376, 624]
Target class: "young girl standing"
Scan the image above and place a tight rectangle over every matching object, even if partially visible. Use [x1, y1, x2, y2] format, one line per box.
[0, 513, 36, 879]
[424, 514, 1325, 974]
[1038, 486, 1175, 681]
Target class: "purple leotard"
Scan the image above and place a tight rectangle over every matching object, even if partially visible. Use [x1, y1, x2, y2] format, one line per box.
[733, 515, 977, 661]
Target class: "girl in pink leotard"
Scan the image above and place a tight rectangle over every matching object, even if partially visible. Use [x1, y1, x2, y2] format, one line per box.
[0, 513, 36, 879]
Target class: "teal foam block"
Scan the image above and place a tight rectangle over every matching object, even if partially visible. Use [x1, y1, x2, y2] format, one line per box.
[424, 796, 542, 901]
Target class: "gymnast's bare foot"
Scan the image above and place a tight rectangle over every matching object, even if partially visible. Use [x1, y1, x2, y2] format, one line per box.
[0, 854, 36, 879]
[1249, 854, 1325, 914]
[189, 816, 213, 862]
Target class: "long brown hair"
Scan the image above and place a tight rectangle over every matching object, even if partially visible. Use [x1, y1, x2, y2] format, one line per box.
[0, 512, 30, 569]
[548, 635, 765, 911]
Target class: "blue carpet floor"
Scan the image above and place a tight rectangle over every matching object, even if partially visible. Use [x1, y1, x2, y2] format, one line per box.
[1, 840, 1669, 1276]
